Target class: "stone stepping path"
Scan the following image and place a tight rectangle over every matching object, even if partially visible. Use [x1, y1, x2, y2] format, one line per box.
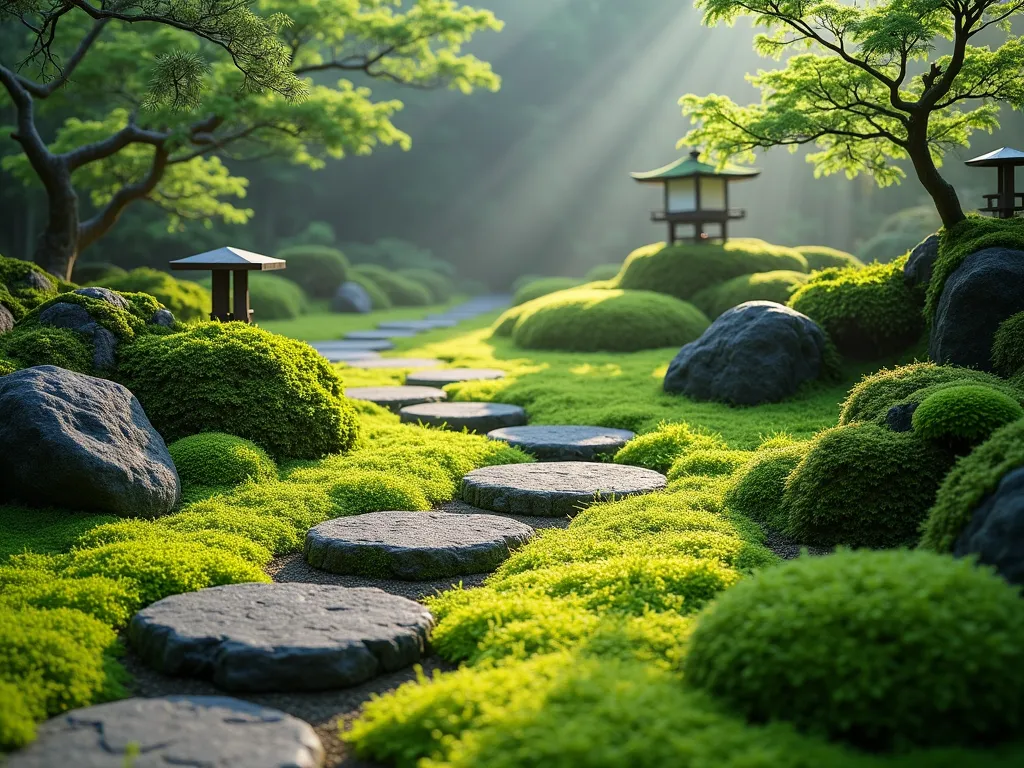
[128, 582, 432, 692]
[310, 339, 394, 352]
[345, 329, 419, 341]
[305, 511, 534, 580]
[345, 385, 447, 412]
[320, 350, 382, 363]
[344, 357, 443, 370]
[487, 425, 636, 461]
[461, 462, 667, 517]
[400, 402, 527, 433]
[4, 696, 324, 768]
[405, 368, 506, 387]
[379, 319, 457, 331]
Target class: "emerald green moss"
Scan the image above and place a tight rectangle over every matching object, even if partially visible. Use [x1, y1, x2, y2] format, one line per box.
[0, 574, 136, 627]
[614, 421, 725, 473]
[584, 263, 622, 282]
[21, 289, 167, 343]
[168, 433, 278, 489]
[326, 469, 432, 514]
[275, 245, 350, 299]
[512, 277, 584, 306]
[353, 264, 432, 306]
[684, 550, 1024, 750]
[691, 270, 809, 318]
[246, 273, 310, 320]
[0, 326, 93, 373]
[723, 443, 809, 532]
[793, 245, 864, 271]
[0, 254, 59, 316]
[92, 268, 209, 322]
[398, 268, 455, 303]
[349, 271, 392, 309]
[667, 449, 752, 481]
[912, 385, 1024, 446]
[490, 304, 524, 336]
[993, 311, 1024, 377]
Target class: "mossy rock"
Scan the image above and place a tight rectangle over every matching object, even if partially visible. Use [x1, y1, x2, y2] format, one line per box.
[512, 277, 584, 306]
[353, 264, 432, 306]
[275, 245, 350, 299]
[793, 245, 864, 271]
[690, 270, 809, 318]
[20, 289, 168, 344]
[0, 254, 61, 316]
[92, 268, 209, 322]
[168, 433, 278, 488]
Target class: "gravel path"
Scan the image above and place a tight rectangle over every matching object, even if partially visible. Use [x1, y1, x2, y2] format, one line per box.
[761, 526, 832, 560]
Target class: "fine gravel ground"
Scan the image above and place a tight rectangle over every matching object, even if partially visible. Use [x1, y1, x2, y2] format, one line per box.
[761, 526, 833, 560]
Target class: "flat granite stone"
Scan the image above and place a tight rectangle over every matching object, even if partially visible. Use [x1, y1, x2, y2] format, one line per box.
[405, 368, 506, 387]
[320, 350, 381, 363]
[379, 319, 458, 330]
[305, 510, 534, 580]
[346, 329, 420, 341]
[310, 339, 394, 352]
[345, 357, 443, 370]
[400, 402, 527, 433]
[4, 696, 324, 768]
[461, 461, 666, 517]
[487, 425, 636, 461]
[128, 582, 432, 692]
[345, 385, 447, 412]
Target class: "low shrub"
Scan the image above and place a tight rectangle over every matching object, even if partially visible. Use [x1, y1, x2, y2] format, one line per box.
[349, 271, 392, 309]
[684, 549, 1024, 750]
[912, 385, 1024, 446]
[398, 268, 456, 303]
[71, 261, 126, 285]
[787, 257, 923, 359]
[118, 322, 359, 459]
[584, 263, 622, 282]
[793, 245, 863, 271]
[667, 449, 752, 481]
[614, 422, 725, 474]
[722, 443, 809, 532]
[0, 326, 93, 373]
[247, 273, 309, 320]
[275, 245, 350, 299]
[353, 264, 432, 306]
[993, 311, 1024, 377]
[92, 268, 209, 322]
[690, 270, 809, 318]
[511, 289, 710, 353]
[168, 433, 278, 489]
[513, 277, 583, 306]
[491, 304, 525, 336]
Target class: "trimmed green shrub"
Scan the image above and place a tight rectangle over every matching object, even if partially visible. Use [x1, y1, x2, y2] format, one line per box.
[724, 443, 809, 532]
[667, 449, 752, 481]
[92, 268, 209, 322]
[614, 238, 808, 300]
[0, 326, 93, 373]
[614, 422, 725, 474]
[782, 423, 953, 547]
[353, 264, 432, 306]
[71, 261, 126, 285]
[118, 322, 359, 459]
[511, 289, 710, 353]
[684, 549, 1024, 750]
[491, 304, 525, 336]
[513, 277, 584, 306]
[920, 418, 1024, 552]
[793, 245, 864, 271]
[168, 433, 278, 488]
[398, 268, 455, 303]
[0, 254, 60, 315]
[787, 257, 923, 359]
[246, 273, 309, 320]
[912, 385, 1024, 446]
[275, 245, 350, 299]
[584, 263, 622, 282]
[349, 271, 392, 309]
[993, 311, 1024, 377]
[690, 270, 809, 318]
[0, 680, 35, 750]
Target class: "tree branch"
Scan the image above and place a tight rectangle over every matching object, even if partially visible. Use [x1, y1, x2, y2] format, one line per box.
[63, 121, 169, 171]
[14, 19, 110, 98]
[0, 62, 60, 186]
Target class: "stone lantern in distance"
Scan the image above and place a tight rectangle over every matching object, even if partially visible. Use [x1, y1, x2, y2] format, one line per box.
[965, 147, 1024, 219]
[170, 246, 286, 323]
[631, 149, 761, 244]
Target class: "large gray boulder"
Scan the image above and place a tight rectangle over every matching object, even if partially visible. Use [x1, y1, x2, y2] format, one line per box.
[0, 366, 180, 517]
[331, 281, 372, 313]
[929, 247, 1024, 370]
[663, 301, 829, 405]
[903, 234, 940, 291]
[954, 466, 1024, 586]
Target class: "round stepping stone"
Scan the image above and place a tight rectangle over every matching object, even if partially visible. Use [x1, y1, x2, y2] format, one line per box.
[400, 402, 526, 433]
[305, 511, 534, 580]
[345, 357, 443, 369]
[4, 696, 324, 768]
[461, 462, 667, 517]
[487, 425, 636, 461]
[128, 582, 432, 692]
[320, 350, 381, 363]
[379, 319, 457, 330]
[311, 339, 394, 352]
[345, 385, 447, 412]
[346, 329, 420, 340]
[405, 368, 506, 387]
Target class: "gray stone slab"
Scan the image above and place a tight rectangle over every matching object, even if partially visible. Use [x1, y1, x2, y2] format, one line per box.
[400, 402, 527, 433]
[320, 350, 382, 363]
[128, 582, 432, 692]
[4, 696, 324, 768]
[461, 461, 666, 517]
[378, 319, 458, 330]
[346, 329, 420, 341]
[487, 425, 636, 461]
[344, 357, 443, 369]
[310, 339, 394, 352]
[405, 368, 506, 387]
[305, 510, 534, 580]
[345, 385, 447, 412]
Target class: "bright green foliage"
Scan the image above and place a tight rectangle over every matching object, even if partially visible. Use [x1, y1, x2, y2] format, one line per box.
[993, 311, 1024, 377]
[0, 357, 16, 376]
[168, 433, 278, 489]
[793, 246, 864, 271]
[614, 421, 726, 473]
[0, 574, 136, 627]
[247, 273, 310, 320]
[0, 680, 36, 750]
[787, 258, 923, 359]
[91, 268, 209, 322]
[684, 550, 1024, 750]
[0, 254, 60, 316]
[349, 272, 392, 309]
[353, 264, 433, 306]
[0, 327, 94, 373]
[0, 507, 118, 562]
[510, 289, 710, 353]
[921, 418, 1024, 552]
[614, 239, 808, 300]
[912, 385, 1024, 446]
[512, 277, 584, 306]
[668, 449, 753, 481]
[490, 303, 526, 336]
[118, 322, 359, 459]
[21, 289, 168, 343]
[159, 500, 301, 556]
[724, 443, 809, 531]
[275, 245, 350, 299]
[584, 264, 622, 282]
[326, 470, 431, 514]
[782, 423, 953, 547]
[398, 269, 456, 303]
[72, 262, 126, 285]
[691, 270, 809, 318]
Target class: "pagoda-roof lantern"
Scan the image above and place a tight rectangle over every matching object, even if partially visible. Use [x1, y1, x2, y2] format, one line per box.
[964, 147, 1024, 167]
[631, 149, 761, 183]
[169, 246, 287, 323]
[169, 246, 286, 272]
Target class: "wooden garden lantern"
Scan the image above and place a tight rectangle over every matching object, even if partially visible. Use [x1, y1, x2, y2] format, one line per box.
[965, 147, 1024, 219]
[631, 149, 760, 244]
[170, 246, 286, 323]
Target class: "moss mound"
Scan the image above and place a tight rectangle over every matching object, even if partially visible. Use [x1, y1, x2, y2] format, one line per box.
[691, 270, 809, 318]
[491, 304, 525, 336]
[724, 443, 809, 532]
[0, 254, 61, 316]
[793, 245, 864, 271]
[584, 263, 622, 282]
[119, 323, 359, 459]
[787, 258, 923, 359]
[614, 239, 808, 301]
[398, 268, 455, 303]
[510, 288, 710, 353]
[782, 423, 953, 547]
[912, 385, 1024, 446]
[684, 549, 1024, 750]
[275, 245, 350, 299]
[667, 449, 752, 481]
[168, 433, 278, 488]
[0, 327, 94, 374]
[349, 272, 392, 309]
[245, 273, 309, 320]
[513, 277, 584, 306]
[614, 422, 725, 474]
[353, 264, 432, 306]
[71, 262, 126, 285]
[993, 311, 1024, 377]
[21, 290, 167, 344]
[92, 268, 209, 322]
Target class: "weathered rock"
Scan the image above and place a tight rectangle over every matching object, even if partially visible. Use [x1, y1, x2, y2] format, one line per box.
[903, 234, 940, 290]
[406, 368, 506, 387]
[128, 582, 432, 691]
[305, 511, 534, 580]
[20, 269, 54, 293]
[487, 425, 635, 461]
[400, 402, 527, 433]
[929, 247, 1024, 370]
[89, 326, 118, 371]
[0, 366, 179, 517]
[150, 308, 176, 327]
[35, 300, 119, 370]
[461, 461, 667, 517]
[73, 286, 130, 310]
[0, 304, 14, 334]
[663, 301, 829, 405]
[331, 281, 373, 314]
[954, 466, 1024, 586]
[345, 385, 447, 412]
[3, 696, 325, 768]
[37, 301, 94, 332]
[885, 402, 918, 433]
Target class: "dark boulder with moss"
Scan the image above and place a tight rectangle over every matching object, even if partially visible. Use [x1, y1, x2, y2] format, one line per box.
[664, 301, 831, 406]
[0, 366, 180, 517]
[902, 233, 939, 290]
[953, 466, 1024, 586]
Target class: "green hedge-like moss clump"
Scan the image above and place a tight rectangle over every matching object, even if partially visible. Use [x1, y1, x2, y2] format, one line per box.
[119, 323, 359, 459]
[690, 270, 809, 318]
[245, 273, 309, 320]
[0, 327, 93, 373]
[793, 245, 864, 271]
[993, 311, 1024, 377]
[353, 264, 432, 306]
[912, 385, 1024, 446]
[787, 258, 922, 359]
[168, 433, 278, 489]
[348, 271, 392, 309]
[0, 254, 60, 316]
[510, 288, 710, 353]
[723, 443, 809, 532]
[512, 277, 584, 306]
[667, 449, 752, 481]
[276, 245, 350, 299]
[584, 263, 622, 282]
[398, 268, 455, 303]
[614, 422, 725, 474]
[92, 268, 209, 322]
[684, 549, 1024, 750]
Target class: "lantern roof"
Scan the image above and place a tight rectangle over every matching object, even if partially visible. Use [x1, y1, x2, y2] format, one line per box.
[631, 150, 761, 183]
[169, 246, 287, 271]
[964, 147, 1024, 167]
